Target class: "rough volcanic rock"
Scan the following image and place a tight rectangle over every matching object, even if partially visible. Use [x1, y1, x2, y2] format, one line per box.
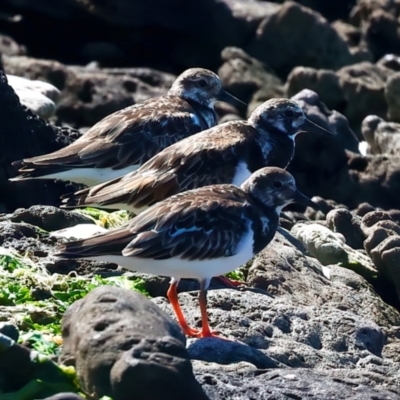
[3, 0, 280, 70]
[287, 89, 359, 204]
[347, 152, 400, 209]
[60, 286, 207, 400]
[246, 2, 354, 78]
[2, 55, 72, 91]
[2, 205, 94, 232]
[3, 55, 179, 127]
[359, 8, 400, 60]
[72, 0, 279, 69]
[286, 67, 346, 111]
[194, 363, 400, 400]
[337, 61, 391, 130]
[361, 211, 400, 303]
[326, 208, 365, 249]
[0, 70, 82, 211]
[385, 71, 400, 122]
[218, 46, 283, 109]
[152, 230, 400, 397]
[57, 65, 175, 126]
[291, 222, 376, 279]
[361, 114, 400, 155]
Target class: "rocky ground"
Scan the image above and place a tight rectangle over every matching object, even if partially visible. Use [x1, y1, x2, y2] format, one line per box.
[1, 0, 400, 399]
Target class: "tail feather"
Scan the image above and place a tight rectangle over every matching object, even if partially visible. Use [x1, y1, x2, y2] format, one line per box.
[54, 227, 133, 258]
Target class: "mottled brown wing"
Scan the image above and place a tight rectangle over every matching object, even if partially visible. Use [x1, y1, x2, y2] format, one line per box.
[16, 97, 205, 171]
[65, 122, 257, 209]
[122, 186, 252, 260]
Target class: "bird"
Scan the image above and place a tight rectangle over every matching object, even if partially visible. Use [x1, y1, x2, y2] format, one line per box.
[62, 98, 332, 213]
[10, 68, 243, 187]
[55, 167, 317, 338]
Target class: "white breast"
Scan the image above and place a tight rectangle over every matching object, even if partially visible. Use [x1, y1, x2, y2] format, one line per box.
[82, 227, 255, 282]
[231, 161, 252, 186]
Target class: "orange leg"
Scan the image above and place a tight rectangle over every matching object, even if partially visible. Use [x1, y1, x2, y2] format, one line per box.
[167, 281, 200, 337]
[197, 284, 228, 339]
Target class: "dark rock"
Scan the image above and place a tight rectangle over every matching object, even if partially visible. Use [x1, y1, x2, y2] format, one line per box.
[354, 202, 377, 217]
[378, 53, 400, 72]
[361, 9, 400, 60]
[0, 338, 35, 391]
[188, 337, 278, 368]
[326, 208, 365, 249]
[218, 46, 283, 109]
[0, 323, 19, 342]
[292, 0, 357, 21]
[56, 67, 141, 126]
[287, 90, 359, 204]
[3, 56, 179, 127]
[362, 210, 395, 228]
[246, 2, 354, 78]
[337, 61, 390, 129]
[385, 71, 400, 122]
[332, 19, 363, 47]
[286, 67, 346, 111]
[7, 205, 94, 232]
[78, 0, 279, 69]
[2, 0, 278, 70]
[304, 196, 338, 220]
[0, 68, 82, 211]
[0, 219, 61, 258]
[346, 153, 400, 209]
[60, 286, 207, 400]
[291, 89, 359, 152]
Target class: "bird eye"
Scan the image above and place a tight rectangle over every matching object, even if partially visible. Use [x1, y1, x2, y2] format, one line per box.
[198, 79, 208, 88]
[273, 180, 283, 188]
[283, 110, 295, 118]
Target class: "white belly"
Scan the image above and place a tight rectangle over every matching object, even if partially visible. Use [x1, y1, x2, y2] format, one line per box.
[32, 165, 139, 186]
[83, 229, 254, 281]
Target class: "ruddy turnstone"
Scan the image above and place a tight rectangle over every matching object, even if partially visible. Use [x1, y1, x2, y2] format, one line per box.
[10, 68, 243, 187]
[63, 98, 332, 213]
[55, 167, 317, 338]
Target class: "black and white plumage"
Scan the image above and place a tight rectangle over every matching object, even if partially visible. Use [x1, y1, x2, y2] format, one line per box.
[10, 68, 243, 187]
[63, 98, 332, 213]
[55, 167, 317, 338]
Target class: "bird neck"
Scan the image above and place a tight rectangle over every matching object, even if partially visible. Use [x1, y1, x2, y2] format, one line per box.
[254, 127, 296, 169]
[185, 98, 218, 129]
[246, 198, 280, 255]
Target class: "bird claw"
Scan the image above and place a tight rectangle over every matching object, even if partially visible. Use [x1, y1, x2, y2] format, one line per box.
[215, 275, 246, 288]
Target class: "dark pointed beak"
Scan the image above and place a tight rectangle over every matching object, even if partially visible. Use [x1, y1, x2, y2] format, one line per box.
[217, 88, 246, 108]
[291, 189, 320, 210]
[300, 117, 334, 136]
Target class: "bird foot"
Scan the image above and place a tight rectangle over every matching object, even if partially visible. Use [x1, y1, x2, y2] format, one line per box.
[215, 275, 245, 288]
